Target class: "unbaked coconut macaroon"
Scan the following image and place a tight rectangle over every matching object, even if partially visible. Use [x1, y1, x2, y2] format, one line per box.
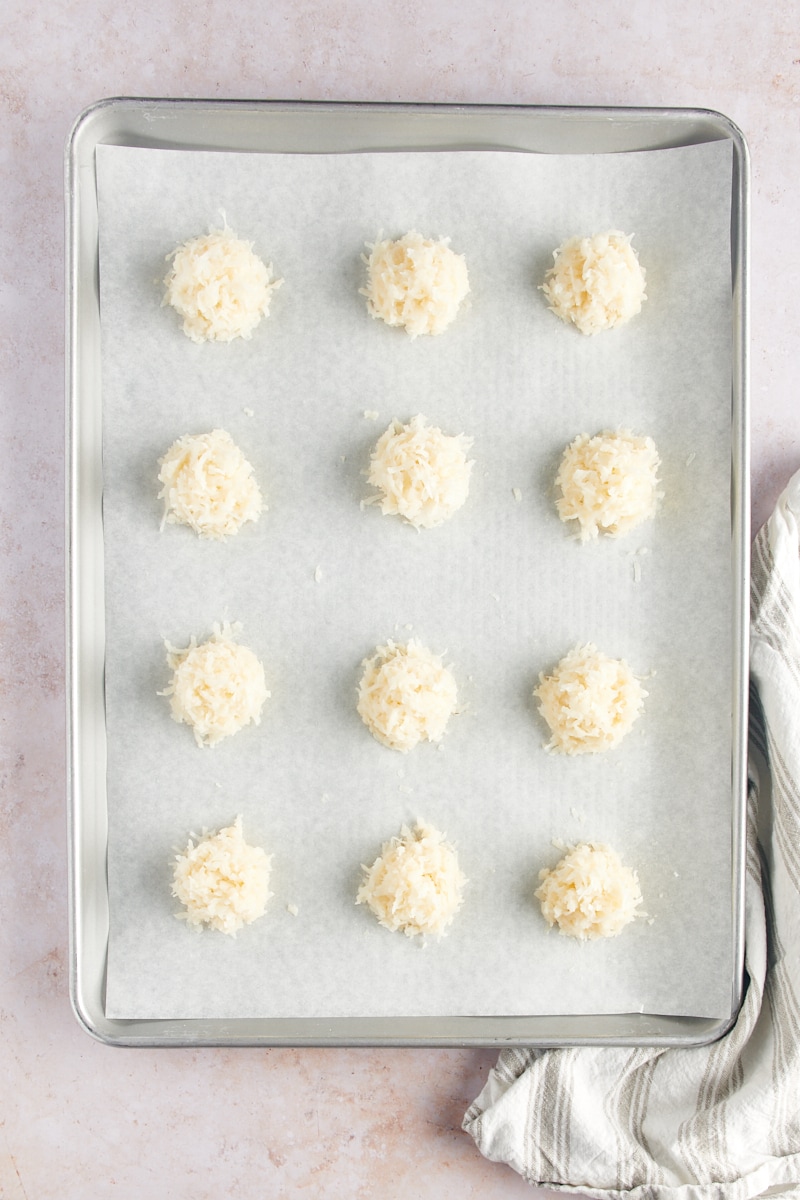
[366, 415, 474, 530]
[541, 230, 646, 335]
[356, 820, 466, 938]
[534, 643, 646, 755]
[357, 638, 458, 753]
[361, 231, 469, 338]
[163, 222, 282, 343]
[161, 621, 269, 748]
[157, 429, 263, 540]
[172, 816, 272, 936]
[534, 842, 643, 940]
[555, 430, 661, 541]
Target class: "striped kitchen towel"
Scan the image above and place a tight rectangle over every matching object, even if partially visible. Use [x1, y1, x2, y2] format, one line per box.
[463, 468, 800, 1199]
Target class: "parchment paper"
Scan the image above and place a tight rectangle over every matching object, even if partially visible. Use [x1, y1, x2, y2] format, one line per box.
[97, 139, 734, 1020]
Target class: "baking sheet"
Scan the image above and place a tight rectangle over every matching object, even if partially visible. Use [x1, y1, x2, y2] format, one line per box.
[96, 139, 734, 1021]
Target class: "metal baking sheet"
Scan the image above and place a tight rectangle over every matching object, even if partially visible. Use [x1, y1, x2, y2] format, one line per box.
[67, 100, 749, 1047]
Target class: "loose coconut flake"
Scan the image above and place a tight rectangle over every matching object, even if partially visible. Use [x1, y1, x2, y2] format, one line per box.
[157, 429, 263, 539]
[357, 821, 466, 938]
[163, 223, 282, 343]
[161, 621, 269, 748]
[534, 643, 646, 755]
[172, 816, 272, 935]
[357, 638, 458, 753]
[361, 231, 469, 338]
[535, 842, 643, 940]
[541, 231, 646, 335]
[556, 430, 662, 541]
[366, 415, 474, 530]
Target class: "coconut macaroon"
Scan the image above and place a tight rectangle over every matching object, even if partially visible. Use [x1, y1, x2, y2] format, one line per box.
[541, 231, 646, 335]
[362, 231, 470, 338]
[556, 430, 662, 541]
[161, 621, 269, 748]
[172, 816, 272, 936]
[157, 429, 263, 540]
[356, 821, 466, 938]
[357, 638, 458, 753]
[534, 842, 643, 940]
[534, 643, 646, 755]
[366, 415, 474, 530]
[163, 223, 282, 343]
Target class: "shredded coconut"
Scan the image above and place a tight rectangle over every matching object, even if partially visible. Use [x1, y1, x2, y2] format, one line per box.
[361, 231, 469, 338]
[357, 638, 458, 752]
[172, 816, 272, 936]
[534, 643, 646, 755]
[535, 842, 643, 939]
[356, 821, 466, 938]
[161, 621, 269, 747]
[366, 414, 474, 530]
[157, 429, 263, 539]
[541, 231, 646, 335]
[556, 430, 662, 541]
[163, 222, 282, 343]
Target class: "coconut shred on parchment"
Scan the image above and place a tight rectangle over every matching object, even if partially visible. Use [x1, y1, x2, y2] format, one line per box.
[95, 138, 734, 1022]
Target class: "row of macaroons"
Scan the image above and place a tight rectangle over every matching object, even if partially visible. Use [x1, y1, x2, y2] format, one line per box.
[163, 227, 647, 344]
[171, 814, 645, 942]
[156, 421, 662, 540]
[162, 623, 647, 757]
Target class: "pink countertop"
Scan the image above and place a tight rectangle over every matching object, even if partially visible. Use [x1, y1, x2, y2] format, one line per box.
[2, 1, 798, 1196]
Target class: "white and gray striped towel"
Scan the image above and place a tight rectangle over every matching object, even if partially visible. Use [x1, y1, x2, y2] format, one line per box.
[464, 469, 800, 1199]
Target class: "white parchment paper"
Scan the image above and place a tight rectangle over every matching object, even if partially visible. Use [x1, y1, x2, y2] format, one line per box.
[96, 139, 734, 1020]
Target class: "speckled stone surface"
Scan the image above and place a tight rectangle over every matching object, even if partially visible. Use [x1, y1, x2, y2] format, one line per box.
[1, 1, 798, 1196]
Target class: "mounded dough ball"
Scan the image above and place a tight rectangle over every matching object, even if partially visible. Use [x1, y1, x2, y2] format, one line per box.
[162, 621, 270, 748]
[534, 842, 643, 940]
[157, 429, 264, 539]
[357, 638, 458, 752]
[534, 643, 646, 755]
[366, 414, 474, 530]
[172, 816, 272, 935]
[555, 430, 662, 541]
[163, 223, 282, 343]
[541, 231, 646, 335]
[356, 820, 466, 938]
[361, 231, 469, 338]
